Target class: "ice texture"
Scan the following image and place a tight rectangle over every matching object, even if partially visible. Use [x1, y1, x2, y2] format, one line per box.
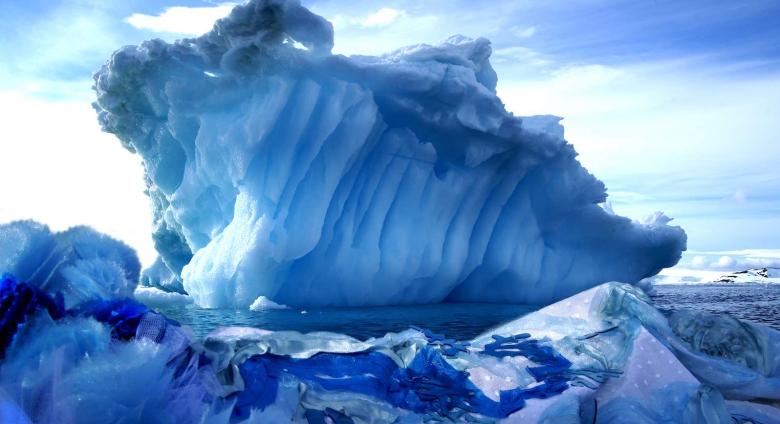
[93, 0, 686, 308]
[139, 256, 186, 294]
[134, 286, 193, 307]
[0, 221, 140, 307]
[249, 295, 288, 310]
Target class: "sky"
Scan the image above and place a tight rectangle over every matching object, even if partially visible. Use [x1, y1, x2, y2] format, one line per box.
[0, 0, 779, 272]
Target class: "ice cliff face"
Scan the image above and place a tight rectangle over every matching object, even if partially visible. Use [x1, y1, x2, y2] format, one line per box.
[93, 0, 686, 308]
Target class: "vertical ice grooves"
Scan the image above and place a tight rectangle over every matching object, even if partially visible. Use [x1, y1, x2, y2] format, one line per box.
[93, 0, 686, 307]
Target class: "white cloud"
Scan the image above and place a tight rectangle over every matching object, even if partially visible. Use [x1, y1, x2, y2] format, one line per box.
[510, 25, 537, 38]
[690, 255, 707, 268]
[324, 9, 438, 56]
[716, 255, 736, 268]
[492, 46, 550, 67]
[124, 4, 235, 36]
[678, 250, 780, 271]
[0, 91, 156, 266]
[359, 8, 406, 27]
[497, 60, 780, 189]
[330, 7, 407, 30]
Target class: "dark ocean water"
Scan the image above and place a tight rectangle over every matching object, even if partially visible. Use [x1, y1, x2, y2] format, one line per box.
[156, 284, 780, 341]
[650, 284, 780, 330]
[156, 302, 538, 341]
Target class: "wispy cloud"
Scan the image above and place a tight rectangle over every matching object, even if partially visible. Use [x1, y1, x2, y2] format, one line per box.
[492, 46, 550, 67]
[509, 25, 536, 38]
[330, 7, 407, 29]
[358, 7, 406, 27]
[124, 3, 235, 36]
[318, 7, 438, 56]
[0, 3, 125, 89]
[677, 250, 780, 271]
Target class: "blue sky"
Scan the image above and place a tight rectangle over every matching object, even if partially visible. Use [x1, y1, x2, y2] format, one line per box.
[1, 0, 779, 270]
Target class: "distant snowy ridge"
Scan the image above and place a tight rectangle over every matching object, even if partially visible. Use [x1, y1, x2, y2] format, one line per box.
[650, 267, 780, 285]
[712, 267, 780, 284]
[93, 0, 686, 308]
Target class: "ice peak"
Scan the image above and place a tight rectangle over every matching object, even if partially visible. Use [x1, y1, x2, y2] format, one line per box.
[208, 0, 333, 55]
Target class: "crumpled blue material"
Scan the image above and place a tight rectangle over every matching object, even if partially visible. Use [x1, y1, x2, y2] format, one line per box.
[482, 333, 573, 381]
[232, 341, 576, 421]
[67, 298, 149, 341]
[304, 407, 355, 424]
[411, 326, 470, 357]
[0, 273, 64, 358]
[1, 272, 161, 355]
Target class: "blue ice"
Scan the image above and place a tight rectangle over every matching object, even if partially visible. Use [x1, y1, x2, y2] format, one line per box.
[92, 0, 686, 308]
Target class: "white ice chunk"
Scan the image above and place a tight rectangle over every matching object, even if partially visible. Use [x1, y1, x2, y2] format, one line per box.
[134, 286, 193, 307]
[249, 296, 289, 311]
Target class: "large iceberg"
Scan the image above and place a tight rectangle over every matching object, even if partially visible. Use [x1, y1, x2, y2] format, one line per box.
[93, 0, 685, 308]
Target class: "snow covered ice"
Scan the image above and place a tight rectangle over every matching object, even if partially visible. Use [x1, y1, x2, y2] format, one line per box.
[93, 0, 685, 308]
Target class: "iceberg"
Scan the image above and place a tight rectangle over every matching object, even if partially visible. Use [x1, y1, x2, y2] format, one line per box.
[93, 0, 686, 308]
[139, 256, 186, 294]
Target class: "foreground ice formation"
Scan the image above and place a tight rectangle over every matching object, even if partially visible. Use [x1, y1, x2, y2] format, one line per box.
[93, 0, 686, 308]
[0, 220, 139, 307]
[0, 225, 777, 423]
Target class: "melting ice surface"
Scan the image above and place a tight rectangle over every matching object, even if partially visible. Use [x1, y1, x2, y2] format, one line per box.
[94, 0, 685, 308]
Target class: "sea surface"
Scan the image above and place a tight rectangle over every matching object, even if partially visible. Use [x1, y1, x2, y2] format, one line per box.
[650, 284, 780, 330]
[157, 283, 780, 340]
[156, 302, 539, 341]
